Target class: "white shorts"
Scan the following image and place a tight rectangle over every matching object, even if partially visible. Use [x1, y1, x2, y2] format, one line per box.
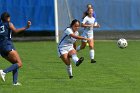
[57, 46, 74, 57]
[81, 31, 94, 42]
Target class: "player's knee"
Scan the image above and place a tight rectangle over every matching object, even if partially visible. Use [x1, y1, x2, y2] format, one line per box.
[69, 50, 76, 55]
[17, 62, 23, 68]
[63, 60, 70, 65]
[18, 63, 22, 68]
[89, 45, 93, 49]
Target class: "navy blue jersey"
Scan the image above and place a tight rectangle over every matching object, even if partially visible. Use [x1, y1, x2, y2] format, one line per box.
[0, 22, 12, 41]
[0, 22, 15, 57]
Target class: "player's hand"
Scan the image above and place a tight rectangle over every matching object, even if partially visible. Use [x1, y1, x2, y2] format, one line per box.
[97, 24, 100, 28]
[85, 38, 91, 42]
[26, 21, 31, 29]
[96, 23, 100, 28]
[94, 23, 100, 28]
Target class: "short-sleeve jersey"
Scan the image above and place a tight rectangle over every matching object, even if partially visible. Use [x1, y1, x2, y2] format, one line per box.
[58, 28, 79, 48]
[0, 22, 12, 41]
[82, 16, 96, 33]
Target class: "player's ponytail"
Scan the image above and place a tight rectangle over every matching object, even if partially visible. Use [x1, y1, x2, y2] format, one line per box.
[70, 19, 80, 27]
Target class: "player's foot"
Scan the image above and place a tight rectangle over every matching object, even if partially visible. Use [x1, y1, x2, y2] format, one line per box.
[76, 57, 84, 66]
[0, 70, 6, 82]
[13, 82, 22, 86]
[91, 59, 96, 63]
[69, 76, 73, 79]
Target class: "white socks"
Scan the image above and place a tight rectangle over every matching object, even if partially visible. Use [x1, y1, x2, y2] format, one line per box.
[90, 49, 95, 59]
[76, 45, 81, 52]
[77, 45, 95, 60]
[71, 54, 79, 64]
[66, 65, 72, 76]
[66, 54, 79, 77]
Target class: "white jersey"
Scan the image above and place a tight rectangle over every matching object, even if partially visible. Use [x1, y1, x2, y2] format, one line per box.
[58, 28, 79, 48]
[81, 16, 96, 42]
[82, 16, 96, 33]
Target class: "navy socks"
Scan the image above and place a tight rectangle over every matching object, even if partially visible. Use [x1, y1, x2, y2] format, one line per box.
[13, 69, 18, 84]
[3, 63, 19, 84]
[3, 63, 19, 73]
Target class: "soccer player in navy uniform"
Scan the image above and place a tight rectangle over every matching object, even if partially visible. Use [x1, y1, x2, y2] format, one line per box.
[0, 12, 31, 85]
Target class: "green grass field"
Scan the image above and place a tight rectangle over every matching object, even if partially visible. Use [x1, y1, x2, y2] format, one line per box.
[0, 40, 140, 93]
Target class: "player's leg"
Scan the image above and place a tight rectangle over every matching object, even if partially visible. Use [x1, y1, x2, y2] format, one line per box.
[76, 32, 87, 52]
[12, 69, 19, 85]
[76, 41, 87, 52]
[69, 49, 84, 66]
[67, 57, 73, 79]
[88, 39, 96, 63]
[3, 50, 22, 85]
[60, 54, 73, 79]
[4, 50, 22, 67]
[60, 53, 71, 65]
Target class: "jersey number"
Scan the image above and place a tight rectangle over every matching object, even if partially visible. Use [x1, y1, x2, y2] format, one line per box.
[0, 25, 5, 33]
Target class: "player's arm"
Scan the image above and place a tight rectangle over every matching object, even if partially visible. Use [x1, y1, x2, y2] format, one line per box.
[93, 22, 100, 28]
[82, 22, 100, 28]
[9, 21, 31, 33]
[81, 23, 93, 28]
[81, 17, 92, 28]
[69, 34, 90, 41]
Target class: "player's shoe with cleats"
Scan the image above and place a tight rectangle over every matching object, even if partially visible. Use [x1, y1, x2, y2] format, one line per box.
[91, 59, 96, 63]
[69, 76, 73, 79]
[13, 82, 22, 86]
[0, 70, 6, 82]
[76, 57, 84, 66]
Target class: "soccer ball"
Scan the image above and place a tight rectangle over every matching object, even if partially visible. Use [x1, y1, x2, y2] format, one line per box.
[117, 38, 128, 49]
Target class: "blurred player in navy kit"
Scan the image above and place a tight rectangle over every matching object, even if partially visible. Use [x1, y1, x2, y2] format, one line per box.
[0, 12, 31, 85]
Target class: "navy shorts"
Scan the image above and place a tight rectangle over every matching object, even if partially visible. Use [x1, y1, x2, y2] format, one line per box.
[0, 40, 15, 57]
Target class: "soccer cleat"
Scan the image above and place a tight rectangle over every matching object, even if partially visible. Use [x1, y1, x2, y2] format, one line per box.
[0, 70, 6, 82]
[69, 76, 73, 79]
[91, 59, 96, 63]
[76, 57, 84, 66]
[13, 82, 22, 86]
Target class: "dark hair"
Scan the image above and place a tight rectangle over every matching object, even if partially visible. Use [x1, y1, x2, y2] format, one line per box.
[87, 4, 93, 8]
[82, 7, 94, 19]
[70, 19, 80, 27]
[1, 12, 10, 22]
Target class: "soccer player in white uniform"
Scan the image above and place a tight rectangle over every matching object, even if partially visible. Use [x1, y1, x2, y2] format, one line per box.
[76, 8, 100, 63]
[58, 19, 90, 79]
